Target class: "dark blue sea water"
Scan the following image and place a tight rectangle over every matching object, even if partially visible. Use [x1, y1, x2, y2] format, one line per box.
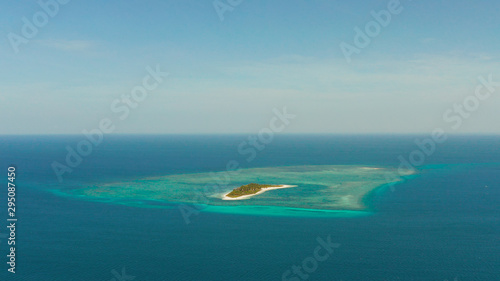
[0, 135, 499, 281]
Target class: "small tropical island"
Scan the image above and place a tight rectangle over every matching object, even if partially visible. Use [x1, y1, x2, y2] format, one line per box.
[222, 183, 295, 200]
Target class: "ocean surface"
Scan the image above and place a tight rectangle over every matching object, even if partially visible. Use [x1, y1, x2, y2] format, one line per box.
[0, 135, 499, 281]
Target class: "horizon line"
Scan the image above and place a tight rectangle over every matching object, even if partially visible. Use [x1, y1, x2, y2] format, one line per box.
[1, 133, 499, 137]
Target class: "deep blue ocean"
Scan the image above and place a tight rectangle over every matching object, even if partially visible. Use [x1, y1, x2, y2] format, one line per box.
[0, 135, 499, 281]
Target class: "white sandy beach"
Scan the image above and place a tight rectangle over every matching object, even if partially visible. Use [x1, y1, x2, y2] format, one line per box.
[222, 185, 297, 200]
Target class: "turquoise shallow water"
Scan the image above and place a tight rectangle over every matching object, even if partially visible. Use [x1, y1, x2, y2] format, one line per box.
[57, 165, 414, 213]
[1, 135, 499, 280]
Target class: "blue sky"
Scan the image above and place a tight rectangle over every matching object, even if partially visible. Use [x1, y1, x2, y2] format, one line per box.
[1, 0, 499, 134]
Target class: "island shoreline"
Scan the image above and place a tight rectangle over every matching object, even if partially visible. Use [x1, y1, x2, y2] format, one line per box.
[222, 185, 297, 200]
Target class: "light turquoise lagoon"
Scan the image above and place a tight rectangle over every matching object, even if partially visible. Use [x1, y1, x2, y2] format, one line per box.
[59, 165, 415, 214]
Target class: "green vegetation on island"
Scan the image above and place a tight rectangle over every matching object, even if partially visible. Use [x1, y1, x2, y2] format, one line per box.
[226, 183, 280, 198]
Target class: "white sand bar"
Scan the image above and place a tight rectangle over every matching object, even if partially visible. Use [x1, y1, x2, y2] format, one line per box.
[222, 185, 297, 200]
